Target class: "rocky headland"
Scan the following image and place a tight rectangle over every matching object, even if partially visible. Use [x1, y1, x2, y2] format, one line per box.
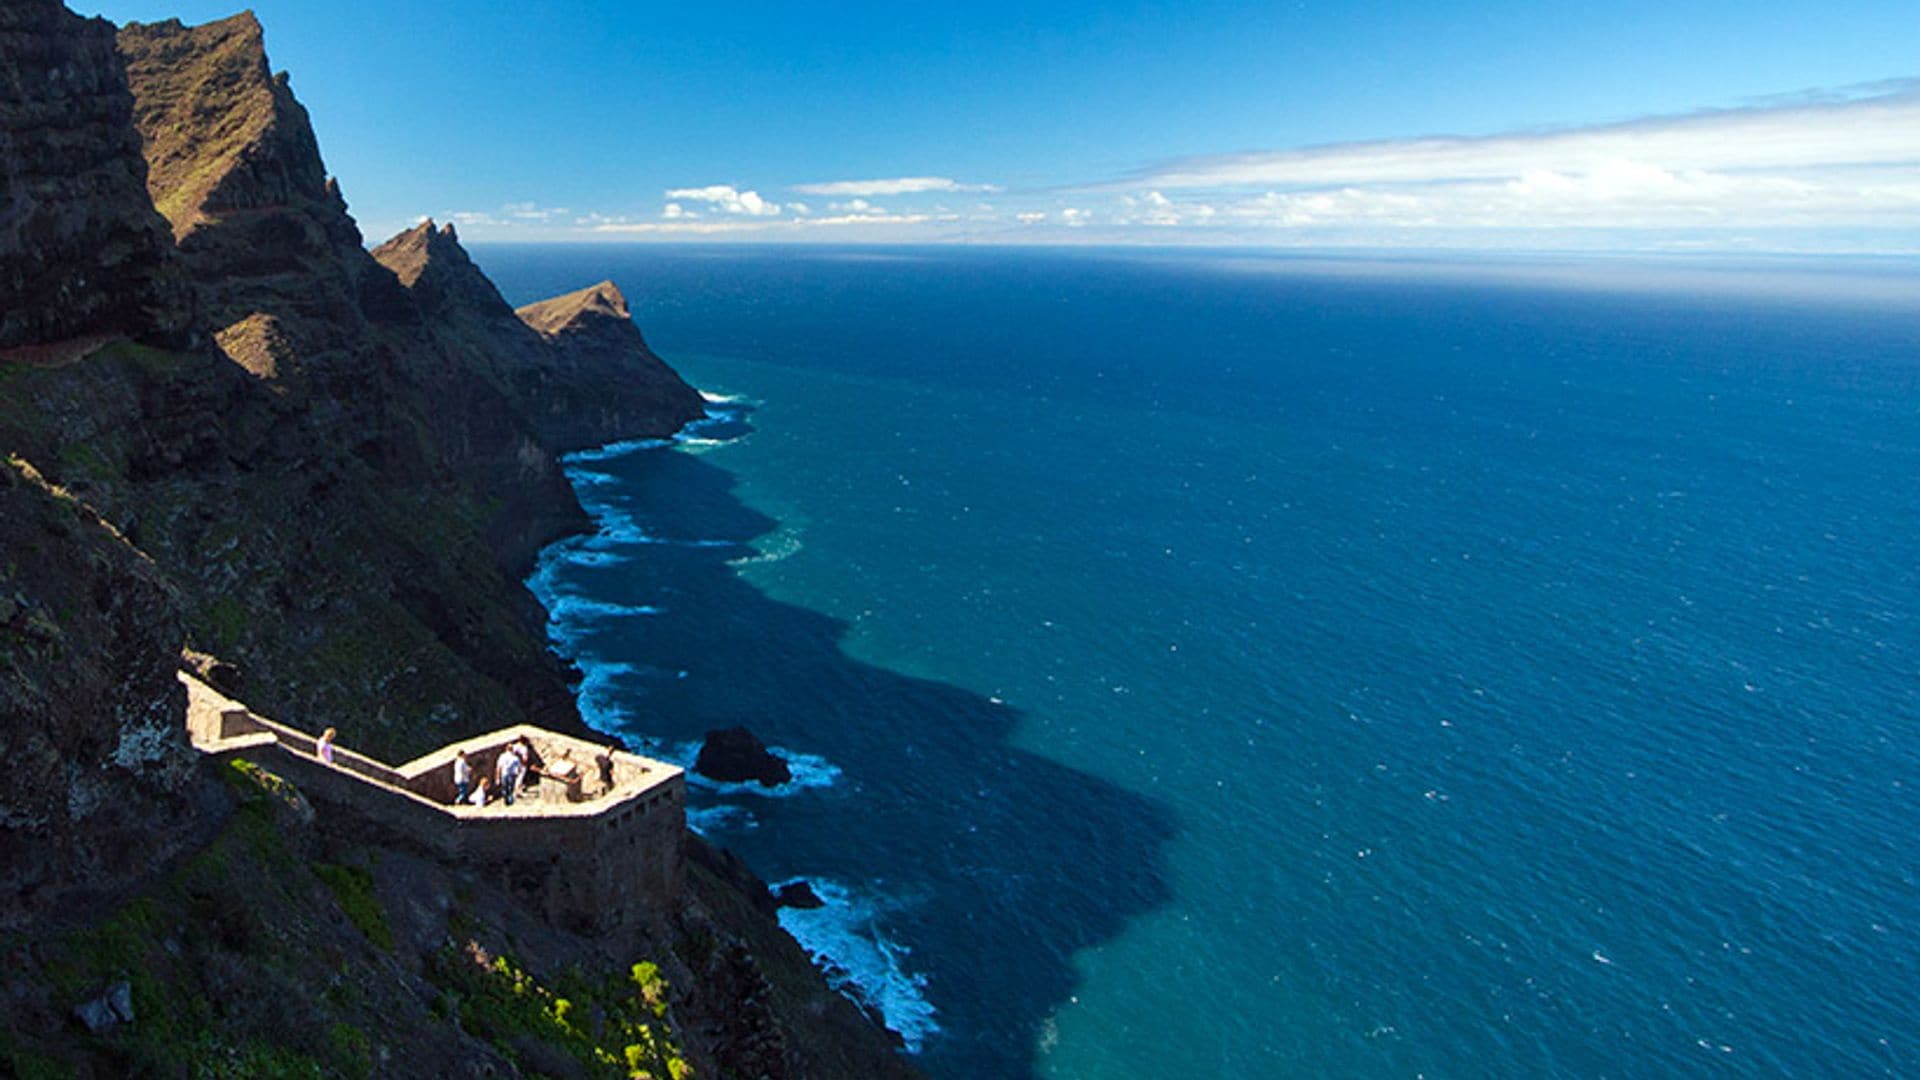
[0, 4, 919, 1076]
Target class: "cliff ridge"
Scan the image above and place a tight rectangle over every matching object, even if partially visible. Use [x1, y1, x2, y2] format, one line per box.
[0, 6, 919, 1077]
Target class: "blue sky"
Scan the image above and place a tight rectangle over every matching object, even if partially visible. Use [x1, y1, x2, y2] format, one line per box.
[82, 0, 1920, 249]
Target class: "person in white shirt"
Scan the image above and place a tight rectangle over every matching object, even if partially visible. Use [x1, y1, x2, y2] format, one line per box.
[496, 748, 524, 806]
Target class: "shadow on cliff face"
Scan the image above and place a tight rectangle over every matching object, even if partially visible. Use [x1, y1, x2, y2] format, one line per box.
[538, 412, 1177, 1079]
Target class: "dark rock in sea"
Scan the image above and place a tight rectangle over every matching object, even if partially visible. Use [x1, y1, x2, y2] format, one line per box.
[695, 727, 794, 788]
[773, 880, 826, 910]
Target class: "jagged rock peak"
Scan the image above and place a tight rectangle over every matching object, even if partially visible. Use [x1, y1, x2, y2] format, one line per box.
[117, 11, 334, 238]
[516, 281, 631, 336]
[370, 217, 480, 288]
[367, 219, 521, 331]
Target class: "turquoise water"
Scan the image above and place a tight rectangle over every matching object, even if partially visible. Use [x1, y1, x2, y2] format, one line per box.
[485, 246, 1920, 1078]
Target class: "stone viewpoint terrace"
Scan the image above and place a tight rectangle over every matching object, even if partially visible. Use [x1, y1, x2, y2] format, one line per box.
[181, 672, 686, 940]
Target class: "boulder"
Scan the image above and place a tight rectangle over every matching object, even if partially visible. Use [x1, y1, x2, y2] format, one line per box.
[693, 727, 791, 788]
[73, 979, 134, 1034]
[772, 880, 825, 910]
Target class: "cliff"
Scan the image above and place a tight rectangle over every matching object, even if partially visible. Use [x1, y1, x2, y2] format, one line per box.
[372, 222, 709, 456]
[112, 12, 590, 749]
[514, 280, 710, 452]
[0, 454, 220, 930]
[0, 0, 193, 355]
[0, 6, 920, 1077]
[119, 14, 394, 383]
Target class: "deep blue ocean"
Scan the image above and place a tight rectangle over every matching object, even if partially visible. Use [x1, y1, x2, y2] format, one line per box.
[476, 245, 1920, 1078]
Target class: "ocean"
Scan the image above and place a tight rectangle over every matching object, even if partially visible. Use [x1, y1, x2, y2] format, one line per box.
[477, 244, 1920, 1078]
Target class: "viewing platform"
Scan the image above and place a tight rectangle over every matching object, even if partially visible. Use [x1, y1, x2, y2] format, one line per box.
[181, 672, 686, 939]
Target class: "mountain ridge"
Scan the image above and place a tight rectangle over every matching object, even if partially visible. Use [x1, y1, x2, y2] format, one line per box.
[0, 7, 920, 1077]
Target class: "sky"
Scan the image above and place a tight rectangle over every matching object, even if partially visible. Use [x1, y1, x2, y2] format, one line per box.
[80, 0, 1920, 251]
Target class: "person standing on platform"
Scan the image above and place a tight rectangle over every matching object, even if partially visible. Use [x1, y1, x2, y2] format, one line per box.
[496, 747, 524, 806]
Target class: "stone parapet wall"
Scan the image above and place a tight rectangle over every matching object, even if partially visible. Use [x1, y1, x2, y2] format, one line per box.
[181, 672, 686, 938]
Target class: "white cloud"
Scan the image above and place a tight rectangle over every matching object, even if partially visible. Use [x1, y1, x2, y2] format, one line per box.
[591, 211, 933, 235]
[593, 220, 774, 235]
[1116, 190, 1189, 226]
[1087, 82, 1920, 237]
[502, 201, 570, 220]
[800, 212, 932, 227]
[1131, 83, 1920, 191]
[425, 81, 1920, 251]
[663, 184, 783, 216]
[1204, 166, 1920, 230]
[792, 176, 1000, 197]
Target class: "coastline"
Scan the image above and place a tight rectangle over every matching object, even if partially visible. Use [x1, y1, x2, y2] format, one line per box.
[525, 387, 945, 1054]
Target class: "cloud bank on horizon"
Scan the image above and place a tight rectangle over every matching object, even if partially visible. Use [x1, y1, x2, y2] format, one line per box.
[435, 81, 1920, 251]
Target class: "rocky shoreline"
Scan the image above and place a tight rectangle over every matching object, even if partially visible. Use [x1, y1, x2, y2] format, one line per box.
[0, 3, 920, 1075]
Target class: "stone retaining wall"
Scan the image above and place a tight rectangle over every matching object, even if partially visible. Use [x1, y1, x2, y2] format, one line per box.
[182, 673, 686, 938]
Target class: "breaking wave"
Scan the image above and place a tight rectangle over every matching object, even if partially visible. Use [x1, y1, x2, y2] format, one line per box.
[776, 880, 940, 1052]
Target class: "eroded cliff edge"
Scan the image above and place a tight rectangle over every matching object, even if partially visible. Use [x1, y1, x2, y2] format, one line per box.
[0, 5, 918, 1076]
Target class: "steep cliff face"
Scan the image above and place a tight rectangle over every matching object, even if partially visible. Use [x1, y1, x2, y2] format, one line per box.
[121, 17, 588, 576]
[116, 12, 331, 238]
[6, 15, 579, 759]
[0, 455, 217, 930]
[118, 14, 429, 427]
[515, 280, 710, 452]
[0, 0, 192, 354]
[372, 222, 709, 457]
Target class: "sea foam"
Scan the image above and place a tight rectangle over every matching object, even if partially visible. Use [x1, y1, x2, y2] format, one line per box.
[776, 880, 940, 1052]
[545, 595, 663, 626]
[563, 437, 672, 464]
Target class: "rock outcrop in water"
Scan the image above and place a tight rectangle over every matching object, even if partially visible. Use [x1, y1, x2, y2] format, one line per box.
[697, 725, 796, 787]
[0, 7, 919, 1076]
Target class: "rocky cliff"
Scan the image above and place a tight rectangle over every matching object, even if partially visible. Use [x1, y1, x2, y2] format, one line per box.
[372, 221, 709, 456]
[111, 13, 592, 751]
[0, 6, 920, 1077]
[515, 279, 709, 452]
[0, 454, 219, 930]
[0, 0, 193, 355]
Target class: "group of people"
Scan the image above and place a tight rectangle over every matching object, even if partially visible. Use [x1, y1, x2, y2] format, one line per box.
[449, 738, 602, 808]
[451, 738, 534, 807]
[315, 725, 619, 810]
